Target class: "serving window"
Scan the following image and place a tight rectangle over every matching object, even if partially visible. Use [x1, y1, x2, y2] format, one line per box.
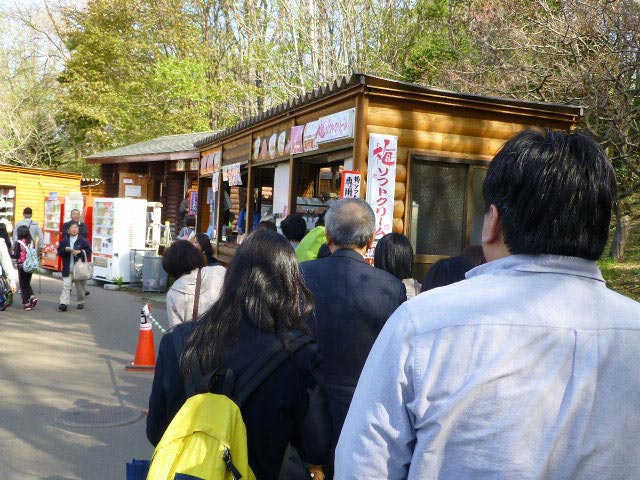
[293, 154, 350, 231]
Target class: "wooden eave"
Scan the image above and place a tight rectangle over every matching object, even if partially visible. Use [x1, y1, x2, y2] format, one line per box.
[196, 73, 584, 152]
[364, 78, 583, 124]
[0, 164, 82, 180]
[86, 150, 200, 164]
[196, 75, 367, 150]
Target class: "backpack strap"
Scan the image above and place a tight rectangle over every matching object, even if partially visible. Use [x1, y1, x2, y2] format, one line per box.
[232, 332, 314, 407]
[192, 268, 202, 321]
[181, 329, 314, 404]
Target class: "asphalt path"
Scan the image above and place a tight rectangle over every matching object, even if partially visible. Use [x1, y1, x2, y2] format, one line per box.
[0, 273, 169, 480]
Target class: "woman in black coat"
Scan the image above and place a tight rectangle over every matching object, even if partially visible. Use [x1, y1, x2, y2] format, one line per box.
[147, 230, 332, 479]
[57, 221, 92, 311]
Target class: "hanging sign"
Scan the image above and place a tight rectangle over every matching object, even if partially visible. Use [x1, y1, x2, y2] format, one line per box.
[366, 134, 398, 241]
[225, 163, 243, 187]
[253, 138, 261, 160]
[200, 155, 209, 175]
[212, 171, 220, 193]
[268, 133, 278, 159]
[188, 190, 198, 216]
[316, 108, 356, 144]
[201, 150, 220, 175]
[277, 131, 287, 156]
[340, 170, 362, 199]
[260, 138, 269, 160]
[303, 120, 320, 152]
[176, 160, 185, 172]
[189, 159, 199, 171]
[287, 126, 304, 155]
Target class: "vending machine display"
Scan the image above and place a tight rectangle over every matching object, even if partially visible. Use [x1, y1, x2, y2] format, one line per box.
[64, 196, 85, 223]
[42, 196, 63, 271]
[92, 197, 147, 282]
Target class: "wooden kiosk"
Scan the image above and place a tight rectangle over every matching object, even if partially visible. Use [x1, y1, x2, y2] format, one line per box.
[196, 74, 582, 275]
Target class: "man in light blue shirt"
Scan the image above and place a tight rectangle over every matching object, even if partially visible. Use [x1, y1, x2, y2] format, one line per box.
[336, 129, 640, 479]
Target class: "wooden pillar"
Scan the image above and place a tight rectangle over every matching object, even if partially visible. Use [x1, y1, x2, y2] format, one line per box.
[353, 93, 370, 184]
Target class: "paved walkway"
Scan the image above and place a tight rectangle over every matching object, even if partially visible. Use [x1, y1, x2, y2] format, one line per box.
[0, 273, 169, 480]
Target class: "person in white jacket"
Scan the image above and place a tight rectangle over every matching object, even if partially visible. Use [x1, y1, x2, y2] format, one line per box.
[162, 240, 225, 328]
[0, 236, 17, 310]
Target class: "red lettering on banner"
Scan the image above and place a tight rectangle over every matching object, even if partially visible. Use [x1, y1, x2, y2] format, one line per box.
[317, 118, 349, 138]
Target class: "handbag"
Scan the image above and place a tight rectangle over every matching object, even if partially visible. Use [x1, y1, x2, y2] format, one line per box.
[125, 459, 150, 480]
[72, 250, 94, 281]
[0, 273, 12, 308]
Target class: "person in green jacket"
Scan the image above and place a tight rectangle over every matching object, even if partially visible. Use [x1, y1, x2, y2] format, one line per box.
[296, 213, 327, 263]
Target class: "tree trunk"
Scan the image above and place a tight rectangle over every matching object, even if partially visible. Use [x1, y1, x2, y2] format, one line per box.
[610, 214, 631, 262]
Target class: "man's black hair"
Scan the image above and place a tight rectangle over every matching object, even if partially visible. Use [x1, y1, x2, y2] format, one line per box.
[280, 214, 307, 242]
[483, 128, 617, 260]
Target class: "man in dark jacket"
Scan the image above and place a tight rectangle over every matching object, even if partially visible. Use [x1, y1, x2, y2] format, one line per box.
[57, 222, 92, 311]
[300, 198, 406, 471]
[62, 209, 89, 239]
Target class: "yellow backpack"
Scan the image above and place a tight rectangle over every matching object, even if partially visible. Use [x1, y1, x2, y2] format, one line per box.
[147, 393, 255, 480]
[147, 332, 312, 480]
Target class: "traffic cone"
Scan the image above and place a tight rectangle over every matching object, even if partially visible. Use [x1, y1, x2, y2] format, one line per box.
[125, 304, 156, 371]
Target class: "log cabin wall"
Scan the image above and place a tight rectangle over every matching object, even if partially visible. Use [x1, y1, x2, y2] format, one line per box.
[362, 97, 523, 236]
[100, 164, 119, 198]
[164, 171, 184, 237]
[360, 91, 580, 280]
[147, 161, 165, 202]
[222, 135, 252, 166]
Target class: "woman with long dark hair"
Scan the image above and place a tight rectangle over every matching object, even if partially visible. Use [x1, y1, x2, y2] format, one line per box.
[13, 225, 37, 310]
[147, 230, 331, 478]
[374, 233, 421, 299]
[192, 232, 219, 266]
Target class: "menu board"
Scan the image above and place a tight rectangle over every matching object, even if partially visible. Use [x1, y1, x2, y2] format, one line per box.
[93, 201, 114, 256]
[44, 199, 61, 230]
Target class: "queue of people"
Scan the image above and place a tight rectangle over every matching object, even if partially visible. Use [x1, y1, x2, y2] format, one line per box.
[0, 206, 93, 313]
[0, 207, 45, 311]
[146, 128, 640, 479]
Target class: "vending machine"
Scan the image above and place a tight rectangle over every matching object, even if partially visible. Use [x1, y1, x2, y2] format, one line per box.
[63, 194, 85, 224]
[42, 194, 63, 271]
[42, 193, 93, 272]
[91, 197, 147, 283]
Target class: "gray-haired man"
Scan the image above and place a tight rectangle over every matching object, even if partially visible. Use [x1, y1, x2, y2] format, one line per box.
[300, 198, 406, 474]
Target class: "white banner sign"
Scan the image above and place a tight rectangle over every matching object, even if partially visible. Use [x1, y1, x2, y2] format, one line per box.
[341, 170, 362, 198]
[366, 134, 398, 241]
[303, 120, 320, 152]
[316, 108, 356, 144]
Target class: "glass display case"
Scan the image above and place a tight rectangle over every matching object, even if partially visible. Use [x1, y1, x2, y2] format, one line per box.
[42, 196, 63, 270]
[0, 186, 16, 226]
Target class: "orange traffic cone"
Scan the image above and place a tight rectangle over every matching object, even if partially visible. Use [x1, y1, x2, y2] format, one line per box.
[125, 305, 156, 371]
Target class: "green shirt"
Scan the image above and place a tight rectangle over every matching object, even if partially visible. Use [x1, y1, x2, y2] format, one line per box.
[296, 226, 326, 263]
